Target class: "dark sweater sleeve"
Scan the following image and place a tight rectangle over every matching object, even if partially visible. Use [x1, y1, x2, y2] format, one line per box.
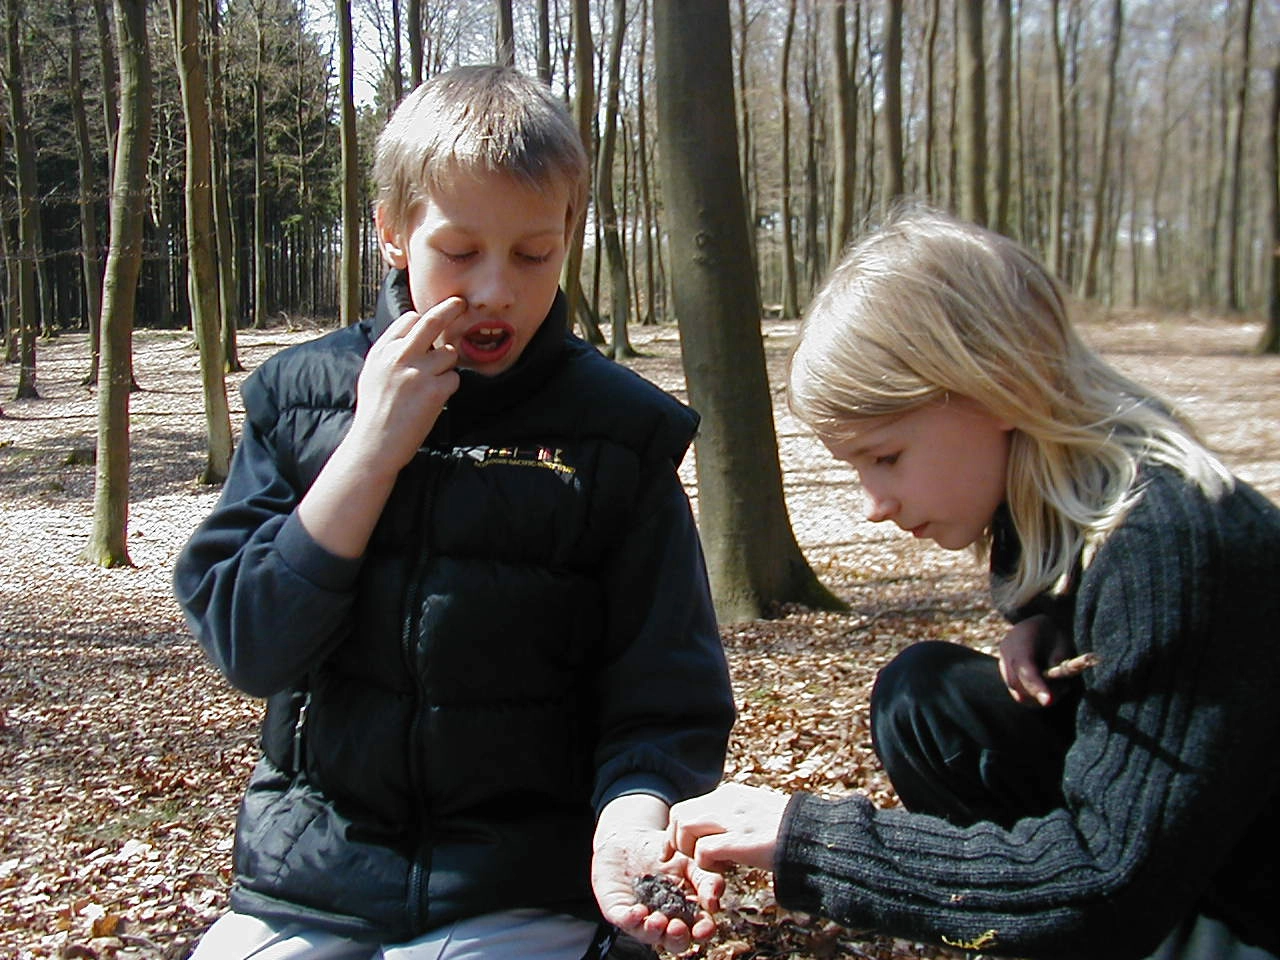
[775, 473, 1280, 959]
[590, 464, 735, 813]
[173, 415, 363, 698]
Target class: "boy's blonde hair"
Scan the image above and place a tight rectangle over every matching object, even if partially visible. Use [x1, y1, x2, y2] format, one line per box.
[373, 64, 589, 237]
[788, 203, 1231, 609]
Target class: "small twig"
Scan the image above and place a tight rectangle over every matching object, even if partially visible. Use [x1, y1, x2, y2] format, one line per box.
[1043, 652, 1100, 680]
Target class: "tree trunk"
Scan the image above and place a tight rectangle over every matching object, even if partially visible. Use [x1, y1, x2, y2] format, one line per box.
[827, 0, 856, 266]
[69, 7, 104, 386]
[408, 0, 422, 87]
[91, 0, 119, 198]
[562, 0, 602, 344]
[1048, 0, 1067, 275]
[921, 0, 940, 201]
[1227, 0, 1256, 311]
[170, 0, 233, 484]
[993, 0, 1013, 234]
[778, 0, 798, 318]
[337, 0, 361, 325]
[253, 8, 268, 327]
[1081, 0, 1123, 300]
[87, 0, 151, 568]
[3, 0, 38, 399]
[882, 0, 904, 205]
[652, 0, 842, 623]
[206, 0, 241, 371]
[598, 0, 633, 358]
[494, 0, 515, 66]
[957, 0, 988, 225]
[536, 0, 551, 84]
[1258, 61, 1280, 355]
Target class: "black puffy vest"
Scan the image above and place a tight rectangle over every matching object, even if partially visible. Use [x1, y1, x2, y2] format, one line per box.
[228, 278, 701, 941]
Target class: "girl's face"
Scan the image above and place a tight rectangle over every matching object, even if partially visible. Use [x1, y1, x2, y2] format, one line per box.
[822, 397, 1013, 551]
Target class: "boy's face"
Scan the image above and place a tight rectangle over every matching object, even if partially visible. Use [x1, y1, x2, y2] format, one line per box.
[378, 170, 573, 375]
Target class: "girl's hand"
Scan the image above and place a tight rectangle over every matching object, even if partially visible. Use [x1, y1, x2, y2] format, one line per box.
[590, 801, 721, 953]
[346, 297, 466, 479]
[998, 614, 1073, 706]
[668, 783, 789, 873]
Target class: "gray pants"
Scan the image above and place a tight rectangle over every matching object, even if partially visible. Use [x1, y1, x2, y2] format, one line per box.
[188, 909, 602, 960]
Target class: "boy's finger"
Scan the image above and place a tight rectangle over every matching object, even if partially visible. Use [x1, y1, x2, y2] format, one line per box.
[384, 309, 423, 340]
[403, 296, 467, 353]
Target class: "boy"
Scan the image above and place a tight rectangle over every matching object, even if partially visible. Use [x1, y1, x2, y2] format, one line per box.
[175, 65, 734, 959]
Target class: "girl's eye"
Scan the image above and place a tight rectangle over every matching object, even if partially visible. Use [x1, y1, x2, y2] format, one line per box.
[874, 453, 900, 466]
[440, 249, 476, 262]
[517, 251, 552, 264]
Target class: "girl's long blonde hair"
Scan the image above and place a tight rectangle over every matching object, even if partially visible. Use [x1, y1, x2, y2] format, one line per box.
[788, 204, 1231, 610]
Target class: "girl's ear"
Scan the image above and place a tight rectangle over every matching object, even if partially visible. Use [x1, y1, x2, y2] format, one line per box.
[375, 206, 409, 269]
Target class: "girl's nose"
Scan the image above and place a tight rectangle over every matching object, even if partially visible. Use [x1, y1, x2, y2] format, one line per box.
[865, 492, 899, 524]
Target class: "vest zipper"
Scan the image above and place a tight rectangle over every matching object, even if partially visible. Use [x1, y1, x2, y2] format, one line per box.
[291, 691, 311, 773]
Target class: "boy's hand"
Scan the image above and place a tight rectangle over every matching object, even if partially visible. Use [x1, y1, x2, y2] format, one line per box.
[998, 614, 1073, 706]
[668, 783, 788, 873]
[348, 297, 466, 477]
[591, 797, 721, 953]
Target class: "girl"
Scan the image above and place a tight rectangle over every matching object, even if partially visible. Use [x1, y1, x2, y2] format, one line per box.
[668, 206, 1280, 960]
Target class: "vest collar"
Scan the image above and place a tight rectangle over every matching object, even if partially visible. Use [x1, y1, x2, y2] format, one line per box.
[369, 268, 571, 416]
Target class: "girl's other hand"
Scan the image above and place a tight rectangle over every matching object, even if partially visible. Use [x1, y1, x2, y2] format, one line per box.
[998, 613, 1073, 707]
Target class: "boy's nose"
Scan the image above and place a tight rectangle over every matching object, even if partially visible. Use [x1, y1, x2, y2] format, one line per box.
[469, 263, 515, 312]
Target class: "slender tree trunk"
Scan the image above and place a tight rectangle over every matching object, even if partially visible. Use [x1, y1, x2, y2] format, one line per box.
[87, 0, 151, 568]
[536, 0, 551, 84]
[494, 0, 515, 66]
[734, 0, 758, 274]
[957, 0, 988, 225]
[652, 0, 842, 623]
[636, 0, 656, 324]
[1082, 0, 1123, 300]
[993, 0, 1013, 234]
[337, 0, 361, 325]
[252, 7, 268, 327]
[91, 0, 119, 200]
[206, 0, 241, 371]
[563, 0, 602, 343]
[408, 0, 422, 87]
[69, 8, 104, 386]
[882, 0, 904, 205]
[828, 0, 856, 266]
[1048, 0, 1067, 275]
[920, 0, 940, 201]
[1227, 0, 1256, 311]
[390, 0, 404, 103]
[598, 0, 633, 358]
[778, 0, 798, 318]
[3, 0, 38, 399]
[170, 0, 233, 483]
[1258, 62, 1280, 354]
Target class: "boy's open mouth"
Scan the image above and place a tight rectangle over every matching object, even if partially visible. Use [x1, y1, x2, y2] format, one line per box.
[458, 320, 516, 367]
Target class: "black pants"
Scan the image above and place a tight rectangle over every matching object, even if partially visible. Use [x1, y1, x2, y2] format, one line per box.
[870, 640, 1079, 828]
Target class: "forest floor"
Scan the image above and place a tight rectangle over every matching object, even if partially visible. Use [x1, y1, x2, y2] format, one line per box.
[0, 307, 1277, 960]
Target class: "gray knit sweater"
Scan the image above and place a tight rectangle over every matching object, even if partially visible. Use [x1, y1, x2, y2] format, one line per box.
[776, 467, 1280, 960]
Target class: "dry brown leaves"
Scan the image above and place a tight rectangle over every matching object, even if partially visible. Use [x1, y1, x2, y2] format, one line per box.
[1, 309, 1276, 960]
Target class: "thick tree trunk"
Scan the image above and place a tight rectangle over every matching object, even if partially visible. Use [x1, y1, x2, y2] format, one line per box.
[494, 0, 514, 66]
[207, 0, 241, 371]
[253, 11, 268, 327]
[408, 0, 422, 87]
[87, 0, 151, 568]
[653, 0, 842, 622]
[170, 0, 233, 483]
[993, 0, 1013, 234]
[1048, 0, 1067, 275]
